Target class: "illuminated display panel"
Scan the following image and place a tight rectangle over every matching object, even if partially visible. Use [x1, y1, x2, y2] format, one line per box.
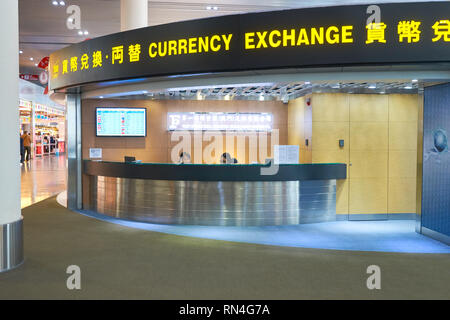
[49, 2, 450, 91]
[167, 112, 273, 131]
[96, 108, 147, 137]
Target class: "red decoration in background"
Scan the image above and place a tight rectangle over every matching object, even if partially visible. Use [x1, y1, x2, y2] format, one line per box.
[43, 85, 49, 95]
[38, 56, 49, 69]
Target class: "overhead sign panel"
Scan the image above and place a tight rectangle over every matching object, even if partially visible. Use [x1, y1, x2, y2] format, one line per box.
[50, 2, 450, 90]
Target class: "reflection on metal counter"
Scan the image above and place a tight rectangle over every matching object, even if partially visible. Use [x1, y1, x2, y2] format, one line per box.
[83, 161, 346, 226]
[87, 177, 336, 226]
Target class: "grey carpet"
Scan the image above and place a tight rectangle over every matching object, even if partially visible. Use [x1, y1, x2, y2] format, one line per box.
[0, 197, 449, 299]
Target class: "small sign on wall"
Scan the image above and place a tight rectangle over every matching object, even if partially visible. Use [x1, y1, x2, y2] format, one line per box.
[274, 145, 299, 164]
[89, 148, 102, 159]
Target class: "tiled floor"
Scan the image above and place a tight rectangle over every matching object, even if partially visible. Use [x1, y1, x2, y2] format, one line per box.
[21, 155, 67, 208]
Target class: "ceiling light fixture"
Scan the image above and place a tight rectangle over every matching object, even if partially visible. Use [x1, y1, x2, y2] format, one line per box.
[52, 1, 58, 5]
[78, 30, 83, 35]
[206, 6, 218, 10]
[29, 57, 33, 61]
[412, 79, 418, 83]
[405, 85, 413, 89]
[84, 31, 89, 35]
[19, 50, 23, 54]
[59, 1, 65, 5]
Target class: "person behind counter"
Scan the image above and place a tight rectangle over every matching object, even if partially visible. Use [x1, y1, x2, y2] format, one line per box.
[178, 151, 191, 164]
[221, 152, 238, 164]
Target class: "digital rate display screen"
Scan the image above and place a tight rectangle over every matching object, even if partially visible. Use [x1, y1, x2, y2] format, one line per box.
[96, 108, 147, 137]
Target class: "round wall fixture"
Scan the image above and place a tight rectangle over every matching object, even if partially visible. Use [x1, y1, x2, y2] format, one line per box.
[433, 129, 448, 153]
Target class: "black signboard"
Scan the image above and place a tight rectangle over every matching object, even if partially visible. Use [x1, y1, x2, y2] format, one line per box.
[49, 2, 450, 90]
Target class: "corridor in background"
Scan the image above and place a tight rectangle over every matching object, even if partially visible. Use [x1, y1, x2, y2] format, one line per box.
[21, 155, 67, 208]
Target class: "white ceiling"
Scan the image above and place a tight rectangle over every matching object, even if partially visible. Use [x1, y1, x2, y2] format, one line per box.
[18, 0, 445, 76]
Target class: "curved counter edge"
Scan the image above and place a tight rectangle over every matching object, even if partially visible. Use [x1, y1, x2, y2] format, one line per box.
[83, 160, 347, 181]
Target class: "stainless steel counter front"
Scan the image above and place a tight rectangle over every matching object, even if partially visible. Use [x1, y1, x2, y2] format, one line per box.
[83, 161, 345, 226]
[85, 177, 338, 226]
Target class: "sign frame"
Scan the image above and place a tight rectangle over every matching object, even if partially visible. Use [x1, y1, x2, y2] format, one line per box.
[95, 107, 147, 138]
[50, 2, 450, 91]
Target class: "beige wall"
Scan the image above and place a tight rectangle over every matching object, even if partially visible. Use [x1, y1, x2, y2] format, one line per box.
[82, 94, 418, 216]
[305, 93, 419, 216]
[287, 95, 312, 163]
[82, 99, 288, 164]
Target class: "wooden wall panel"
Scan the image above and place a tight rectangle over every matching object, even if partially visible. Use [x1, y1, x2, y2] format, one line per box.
[287, 95, 312, 163]
[81, 99, 288, 164]
[311, 92, 419, 217]
[388, 94, 418, 214]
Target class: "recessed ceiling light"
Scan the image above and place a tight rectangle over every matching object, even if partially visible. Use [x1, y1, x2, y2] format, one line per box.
[412, 79, 418, 83]
[59, 1, 65, 5]
[67, 18, 73, 22]
[405, 86, 413, 89]
[19, 50, 23, 54]
[78, 30, 83, 35]
[304, 81, 311, 85]
[29, 57, 33, 61]
[52, 1, 58, 5]
[368, 85, 376, 89]
[99, 96, 104, 99]
[35, 63, 38, 66]
[83, 31, 89, 35]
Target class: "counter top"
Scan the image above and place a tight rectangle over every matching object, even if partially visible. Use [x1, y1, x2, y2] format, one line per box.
[83, 160, 347, 181]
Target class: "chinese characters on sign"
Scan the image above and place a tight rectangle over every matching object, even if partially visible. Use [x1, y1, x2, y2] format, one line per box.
[49, 1, 450, 91]
[167, 112, 273, 131]
[51, 18, 450, 79]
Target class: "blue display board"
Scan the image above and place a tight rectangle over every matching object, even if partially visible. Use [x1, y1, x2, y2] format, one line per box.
[96, 108, 146, 137]
[423, 83, 450, 237]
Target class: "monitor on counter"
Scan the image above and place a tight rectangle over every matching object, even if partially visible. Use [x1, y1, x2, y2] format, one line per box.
[96, 107, 147, 137]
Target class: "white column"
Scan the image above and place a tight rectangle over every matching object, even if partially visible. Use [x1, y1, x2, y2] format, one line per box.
[120, 0, 148, 31]
[0, 0, 23, 272]
[0, 0, 20, 226]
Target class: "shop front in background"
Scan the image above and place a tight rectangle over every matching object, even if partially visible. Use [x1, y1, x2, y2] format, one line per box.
[19, 99, 66, 158]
